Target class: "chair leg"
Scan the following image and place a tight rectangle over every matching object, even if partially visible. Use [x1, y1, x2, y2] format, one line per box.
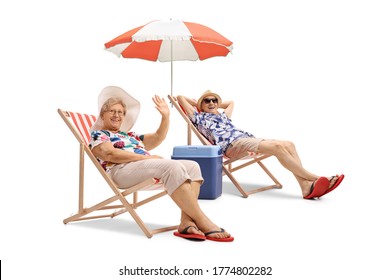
[222, 166, 249, 198]
[257, 161, 283, 188]
[222, 158, 283, 197]
[63, 175, 177, 238]
[78, 143, 85, 212]
[133, 191, 138, 209]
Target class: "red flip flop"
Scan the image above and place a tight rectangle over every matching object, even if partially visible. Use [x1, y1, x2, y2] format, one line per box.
[322, 174, 345, 196]
[173, 226, 206, 241]
[304, 177, 330, 199]
[204, 228, 234, 242]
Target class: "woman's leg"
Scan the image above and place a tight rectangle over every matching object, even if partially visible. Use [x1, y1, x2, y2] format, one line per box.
[177, 181, 202, 235]
[170, 181, 231, 239]
[170, 160, 230, 239]
[111, 159, 230, 239]
[173, 161, 203, 235]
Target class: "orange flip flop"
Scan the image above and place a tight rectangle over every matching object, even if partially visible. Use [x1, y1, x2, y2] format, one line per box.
[304, 177, 330, 199]
[321, 174, 345, 196]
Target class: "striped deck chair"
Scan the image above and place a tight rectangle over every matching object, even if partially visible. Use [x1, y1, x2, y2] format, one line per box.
[58, 109, 177, 238]
[168, 95, 282, 198]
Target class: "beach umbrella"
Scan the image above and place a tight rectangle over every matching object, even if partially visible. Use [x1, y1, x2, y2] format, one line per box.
[104, 19, 233, 95]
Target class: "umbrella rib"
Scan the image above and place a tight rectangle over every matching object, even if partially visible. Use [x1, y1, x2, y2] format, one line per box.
[191, 38, 233, 51]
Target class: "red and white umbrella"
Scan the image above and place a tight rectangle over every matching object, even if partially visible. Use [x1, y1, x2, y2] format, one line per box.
[104, 19, 233, 95]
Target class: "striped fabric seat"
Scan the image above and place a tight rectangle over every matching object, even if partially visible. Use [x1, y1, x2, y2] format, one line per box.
[68, 111, 97, 144]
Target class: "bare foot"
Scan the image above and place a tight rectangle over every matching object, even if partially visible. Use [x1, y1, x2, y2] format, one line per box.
[196, 219, 231, 240]
[178, 223, 204, 236]
[301, 179, 316, 197]
[302, 177, 333, 198]
[328, 175, 339, 189]
[301, 175, 342, 198]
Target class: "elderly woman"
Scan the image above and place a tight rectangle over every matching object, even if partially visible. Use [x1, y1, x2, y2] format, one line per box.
[177, 91, 345, 199]
[89, 86, 233, 242]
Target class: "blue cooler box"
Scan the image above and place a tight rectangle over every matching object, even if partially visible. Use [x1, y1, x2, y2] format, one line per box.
[172, 145, 222, 199]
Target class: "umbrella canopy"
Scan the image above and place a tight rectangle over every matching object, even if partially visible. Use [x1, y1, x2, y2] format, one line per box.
[104, 19, 233, 94]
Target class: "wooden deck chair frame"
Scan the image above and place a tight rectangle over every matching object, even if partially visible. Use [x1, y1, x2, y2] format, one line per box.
[168, 95, 282, 198]
[58, 109, 177, 238]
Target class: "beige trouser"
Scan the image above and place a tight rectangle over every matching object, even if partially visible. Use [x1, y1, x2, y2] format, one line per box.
[225, 137, 265, 158]
[109, 159, 204, 195]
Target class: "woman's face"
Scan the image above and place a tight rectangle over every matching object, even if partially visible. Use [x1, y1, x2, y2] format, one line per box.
[101, 103, 125, 132]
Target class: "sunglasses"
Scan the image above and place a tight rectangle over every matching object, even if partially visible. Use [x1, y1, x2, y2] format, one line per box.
[203, 98, 218, 104]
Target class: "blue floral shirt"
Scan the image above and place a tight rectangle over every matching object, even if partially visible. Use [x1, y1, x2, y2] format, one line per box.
[191, 111, 254, 154]
[89, 130, 150, 172]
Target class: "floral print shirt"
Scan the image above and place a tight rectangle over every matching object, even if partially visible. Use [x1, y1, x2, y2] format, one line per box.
[191, 111, 254, 154]
[89, 130, 150, 172]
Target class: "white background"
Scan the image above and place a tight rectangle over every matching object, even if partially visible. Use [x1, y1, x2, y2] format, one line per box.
[1, 0, 389, 279]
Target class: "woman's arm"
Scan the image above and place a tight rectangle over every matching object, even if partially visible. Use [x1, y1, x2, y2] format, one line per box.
[142, 95, 170, 151]
[92, 142, 162, 163]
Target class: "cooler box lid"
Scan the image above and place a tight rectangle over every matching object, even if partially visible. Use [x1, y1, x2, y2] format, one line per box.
[172, 145, 222, 158]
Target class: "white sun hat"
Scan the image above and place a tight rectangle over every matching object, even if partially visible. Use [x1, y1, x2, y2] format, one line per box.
[90, 86, 140, 132]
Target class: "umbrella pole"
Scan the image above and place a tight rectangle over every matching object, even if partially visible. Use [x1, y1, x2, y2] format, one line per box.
[170, 40, 173, 97]
[171, 59, 173, 97]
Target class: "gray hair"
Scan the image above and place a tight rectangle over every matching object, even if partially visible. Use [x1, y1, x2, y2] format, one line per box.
[100, 97, 127, 117]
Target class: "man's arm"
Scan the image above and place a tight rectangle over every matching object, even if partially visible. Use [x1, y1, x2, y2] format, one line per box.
[220, 100, 234, 119]
[177, 95, 196, 118]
